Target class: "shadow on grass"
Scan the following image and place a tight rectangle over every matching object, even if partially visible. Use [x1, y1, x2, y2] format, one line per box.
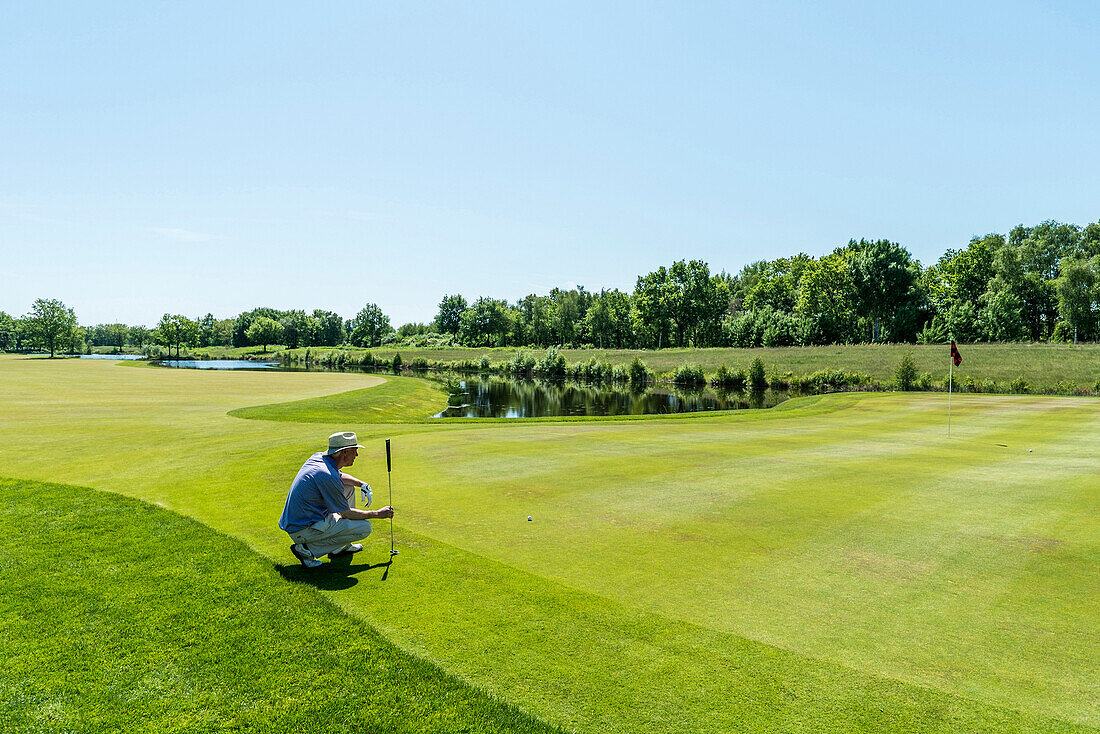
[276, 552, 395, 590]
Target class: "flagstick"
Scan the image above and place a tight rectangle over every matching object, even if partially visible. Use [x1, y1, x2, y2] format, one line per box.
[947, 358, 953, 438]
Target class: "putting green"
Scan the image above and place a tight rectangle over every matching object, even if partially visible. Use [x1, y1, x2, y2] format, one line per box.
[1, 355, 1096, 732]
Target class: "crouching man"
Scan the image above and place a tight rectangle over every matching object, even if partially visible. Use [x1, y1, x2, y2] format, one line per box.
[279, 431, 395, 569]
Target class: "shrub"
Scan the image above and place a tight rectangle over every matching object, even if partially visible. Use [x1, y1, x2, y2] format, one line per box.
[748, 357, 767, 391]
[410, 357, 429, 371]
[536, 348, 566, 379]
[711, 364, 747, 389]
[768, 372, 791, 391]
[917, 372, 934, 390]
[802, 369, 872, 392]
[508, 351, 535, 377]
[628, 357, 651, 387]
[670, 364, 706, 387]
[1009, 377, 1030, 394]
[391, 353, 403, 373]
[479, 355, 491, 372]
[894, 351, 918, 391]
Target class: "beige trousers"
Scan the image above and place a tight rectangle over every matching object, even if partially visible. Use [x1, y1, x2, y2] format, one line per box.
[288, 513, 372, 557]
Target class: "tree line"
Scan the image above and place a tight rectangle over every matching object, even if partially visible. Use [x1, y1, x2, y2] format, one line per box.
[3, 218, 1098, 357]
[418, 219, 1100, 348]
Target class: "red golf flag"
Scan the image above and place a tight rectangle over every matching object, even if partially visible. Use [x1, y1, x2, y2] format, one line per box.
[950, 341, 962, 367]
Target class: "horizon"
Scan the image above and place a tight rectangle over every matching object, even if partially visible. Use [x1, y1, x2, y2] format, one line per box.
[4, 2, 1099, 326]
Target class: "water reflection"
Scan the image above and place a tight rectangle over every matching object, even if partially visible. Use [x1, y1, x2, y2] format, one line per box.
[159, 359, 279, 370]
[435, 376, 786, 418]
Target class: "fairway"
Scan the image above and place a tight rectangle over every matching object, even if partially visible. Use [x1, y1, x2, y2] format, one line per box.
[1, 356, 1097, 732]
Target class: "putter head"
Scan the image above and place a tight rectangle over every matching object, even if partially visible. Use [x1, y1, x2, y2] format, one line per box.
[390, 549, 400, 556]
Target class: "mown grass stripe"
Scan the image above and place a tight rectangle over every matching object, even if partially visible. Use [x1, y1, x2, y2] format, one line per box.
[0, 477, 562, 734]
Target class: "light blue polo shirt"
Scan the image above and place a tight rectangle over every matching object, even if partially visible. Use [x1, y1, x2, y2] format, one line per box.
[278, 452, 350, 533]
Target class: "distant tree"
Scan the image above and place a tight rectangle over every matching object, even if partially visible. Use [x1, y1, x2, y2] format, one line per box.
[581, 291, 614, 348]
[979, 289, 1027, 342]
[348, 304, 393, 348]
[1055, 256, 1100, 343]
[633, 267, 674, 349]
[280, 310, 317, 350]
[23, 298, 78, 358]
[128, 325, 152, 348]
[516, 294, 556, 347]
[795, 251, 858, 344]
[245, 316, 283, 353]
[549, 287, 590, 346]
[396, 322, 431, 340]
[311, 310, 345, 346]
[850, 239, 922, 342]
[156, 314, 200, 358]
[742, 255, 814, 314]
[0, 311, 15, 352]
[434, 295, 467, 336]
[1079, 221, 1100, 259]
[233, 307, 283, 347]
[459, 297, 511, 347]
[197, 314, 219, 348]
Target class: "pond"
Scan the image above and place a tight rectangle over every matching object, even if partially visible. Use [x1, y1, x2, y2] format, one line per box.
[158, 359, 279, 370]
[80, 354, 147, 360]
[153, 360, 789, 416]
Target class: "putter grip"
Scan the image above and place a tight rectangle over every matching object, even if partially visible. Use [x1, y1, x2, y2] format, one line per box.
[386, 438, 391, 472]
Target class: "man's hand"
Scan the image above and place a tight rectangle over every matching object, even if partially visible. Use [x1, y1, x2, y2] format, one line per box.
[371, 505, 394, 519]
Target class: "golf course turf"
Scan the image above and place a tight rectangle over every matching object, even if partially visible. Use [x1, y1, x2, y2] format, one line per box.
[1, 355, 1096, 732]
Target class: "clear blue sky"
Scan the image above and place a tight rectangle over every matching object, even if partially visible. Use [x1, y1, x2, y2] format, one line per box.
[3, 1, 1098, 327]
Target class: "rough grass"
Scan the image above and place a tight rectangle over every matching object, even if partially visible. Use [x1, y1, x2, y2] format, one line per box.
[1, 355, 1097, 733]
[0, 477, 560, 733]
[281, 343, 1100, 390]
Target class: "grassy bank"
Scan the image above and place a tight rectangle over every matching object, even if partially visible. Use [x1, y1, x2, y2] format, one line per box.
[0, 477, 559, 733]
[272, 343, 1100, 392]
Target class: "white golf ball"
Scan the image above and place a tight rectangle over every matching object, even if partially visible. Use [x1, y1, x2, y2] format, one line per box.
[1029, 449, 1033, 452]
[527, 516, 533, 521]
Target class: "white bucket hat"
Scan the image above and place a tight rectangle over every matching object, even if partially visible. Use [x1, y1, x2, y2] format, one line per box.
[326, 431, 365, 455]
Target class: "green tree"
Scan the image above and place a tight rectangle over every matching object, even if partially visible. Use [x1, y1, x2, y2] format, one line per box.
[516, 294, 556, 347]
[459, 297, 511, 347]
[795, 251, 858, 344]
[233, 308, 283, 347]
[311, 310, 345, 346]
[0, 311, 15, 352]
[633, 267, 674, 348]
[434, 295, 468, 336]
[23, 298, 78, 358]
[156, 314, 200, 358]
[1055, 256, 1099, 343]
[348, 304, 392, 348]
[280, 310, 318, 350]
[851, 239, 922, 342]
[549, 287, 590, 346]
[245, 316, 283, 353]
[128, 325, 152, 348]
[742, 255, 813, 314]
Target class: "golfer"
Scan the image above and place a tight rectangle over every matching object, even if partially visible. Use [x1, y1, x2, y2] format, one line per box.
[279, 431, 395, 569]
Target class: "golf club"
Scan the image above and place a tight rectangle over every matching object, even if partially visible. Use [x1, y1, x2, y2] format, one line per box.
[386, 438, 398, 556]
